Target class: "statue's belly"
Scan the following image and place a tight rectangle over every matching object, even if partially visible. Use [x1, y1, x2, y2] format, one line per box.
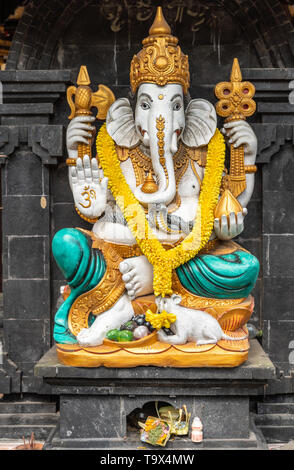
[92, 221, 183, 245]
[170, 196, 198, 221]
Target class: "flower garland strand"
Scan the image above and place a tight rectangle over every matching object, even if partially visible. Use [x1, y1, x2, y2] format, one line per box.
[97, 124, 225, 297]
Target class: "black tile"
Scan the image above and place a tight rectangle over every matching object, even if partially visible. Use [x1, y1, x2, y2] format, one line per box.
[263, 144, 294, 192]
[262, 320, 294, 365]
[263, 278, 294, 322]
[3, 196, 49, 236]
[3, 279, 50, 320]
[266, 235, 294, 278]
[263, 190, 294, 234]
[6, 151, 43, 196]
[8, 236, 46, 279]
[3, 319, 50, 366]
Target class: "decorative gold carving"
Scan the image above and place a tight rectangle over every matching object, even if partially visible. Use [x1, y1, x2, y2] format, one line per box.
[191, 160, 202, 189]
[93, 240, 142, 260]
[116, 141, 204, 214]
[245, 165, 257, 174]
[156, 115, 166, 167]
[214, 189, 243, 221]
[68, 239, 125, 337]
[79, 185, 97, 209]
[75, 207, 98, 224]
[215, 58, 256, 198]
[141, 171, 158, 194]
[186, 145, 207, 167]
[66, 158, 78, 166]
[172, 271, 243, 309]
[130, 7, 190, 94]
[66, 65, 115, 162]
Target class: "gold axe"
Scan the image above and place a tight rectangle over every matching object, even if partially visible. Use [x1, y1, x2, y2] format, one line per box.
[66, 65, 115, 164]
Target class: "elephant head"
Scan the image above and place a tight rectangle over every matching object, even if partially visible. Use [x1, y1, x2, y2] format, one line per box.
[106, 83, 217, 206]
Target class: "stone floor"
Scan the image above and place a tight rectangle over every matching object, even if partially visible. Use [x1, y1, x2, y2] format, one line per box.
[268, 440, 294, 450]
[1, 437, 294, 450]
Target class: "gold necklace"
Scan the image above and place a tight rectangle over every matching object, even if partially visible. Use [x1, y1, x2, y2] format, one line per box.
[115, 142, 206, 214]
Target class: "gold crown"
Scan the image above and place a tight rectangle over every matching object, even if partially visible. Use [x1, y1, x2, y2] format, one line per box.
[130, 7, 190, 95]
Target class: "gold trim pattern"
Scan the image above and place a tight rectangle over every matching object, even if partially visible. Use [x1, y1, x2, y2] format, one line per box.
[116, 141, 205, 214]
[75, 207, 98, 224]
[156, 115, 166, 167]
[245, 165, 257, 174]
[66, 158, 77, 166]
[172, 270, 245, 309]
[68, 237, 125, 337]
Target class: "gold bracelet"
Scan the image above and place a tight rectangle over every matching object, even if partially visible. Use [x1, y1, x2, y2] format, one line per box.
[245, 165, 257, 174]
[75, 207, 98, 224]
[66, 158, 77, 166]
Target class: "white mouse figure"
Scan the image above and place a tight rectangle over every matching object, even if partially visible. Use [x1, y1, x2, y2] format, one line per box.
[157, 294, 248, 346]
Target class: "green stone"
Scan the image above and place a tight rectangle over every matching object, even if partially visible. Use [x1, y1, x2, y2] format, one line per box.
[106, 329, 120, 341]
[117, 330, 134, 342]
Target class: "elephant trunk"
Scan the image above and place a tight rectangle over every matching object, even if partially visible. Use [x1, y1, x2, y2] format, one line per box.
[134, 114, 177, 206]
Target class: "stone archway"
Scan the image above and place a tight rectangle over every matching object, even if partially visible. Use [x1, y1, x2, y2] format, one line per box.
[6, 0, 294, 71]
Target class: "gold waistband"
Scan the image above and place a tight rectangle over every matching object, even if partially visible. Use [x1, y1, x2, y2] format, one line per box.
[90, 234, 219, 259]
[77, 228, 240, 260]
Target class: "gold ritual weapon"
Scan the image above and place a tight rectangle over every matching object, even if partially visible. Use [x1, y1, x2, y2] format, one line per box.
[66, 65, 115, 162]
[214, 58, 256, 223]
[215, 58, 256, 198]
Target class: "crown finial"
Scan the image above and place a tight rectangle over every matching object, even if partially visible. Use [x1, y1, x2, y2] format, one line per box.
[149, 7, 171, 36]
[130, 6, 190, 94]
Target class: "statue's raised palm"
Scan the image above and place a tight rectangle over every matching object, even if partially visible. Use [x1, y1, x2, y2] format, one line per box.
[70, 155, 108, 220]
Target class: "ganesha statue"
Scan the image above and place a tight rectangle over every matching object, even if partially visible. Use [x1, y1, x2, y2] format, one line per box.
[53, 7, 259, 367]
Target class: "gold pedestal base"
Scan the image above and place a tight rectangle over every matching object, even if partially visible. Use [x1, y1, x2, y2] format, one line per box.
[56, 327, 249, 368]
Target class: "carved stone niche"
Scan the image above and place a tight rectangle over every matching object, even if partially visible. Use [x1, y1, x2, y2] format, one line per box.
[35, 341, 275, 449]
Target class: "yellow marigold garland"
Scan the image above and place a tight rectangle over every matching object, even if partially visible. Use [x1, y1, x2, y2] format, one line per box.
[96, 124, 225, 297]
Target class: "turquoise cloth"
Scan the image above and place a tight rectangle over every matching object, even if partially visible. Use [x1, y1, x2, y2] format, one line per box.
[52, 228, 259, 344]
[176, 250, 259, 299]
[52, 228, 106, 344]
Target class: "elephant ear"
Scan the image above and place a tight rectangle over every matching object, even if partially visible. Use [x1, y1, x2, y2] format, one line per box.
[182, 99, 217, 148]
[106, 98, 140, 148]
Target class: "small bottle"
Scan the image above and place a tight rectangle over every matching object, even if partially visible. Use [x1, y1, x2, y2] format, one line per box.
[191, 416, 203, 443]
[247, 323, 262, 339]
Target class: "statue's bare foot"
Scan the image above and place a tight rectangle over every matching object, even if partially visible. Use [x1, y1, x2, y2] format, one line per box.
[77, 293, 134, 347]
[119, 255, 154, 300]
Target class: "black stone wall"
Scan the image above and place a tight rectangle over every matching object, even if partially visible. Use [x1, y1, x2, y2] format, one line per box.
[0, 0, 294, 394]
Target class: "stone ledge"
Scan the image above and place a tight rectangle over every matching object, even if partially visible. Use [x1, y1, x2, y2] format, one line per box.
[35, 340, 276, 383]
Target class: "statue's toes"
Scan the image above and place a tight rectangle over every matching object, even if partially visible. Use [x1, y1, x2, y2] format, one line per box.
[119, 261, 130, 274]
[77, 328, 88, 338]
[76, 328, 89, 341]
[122, 269, 136, 284]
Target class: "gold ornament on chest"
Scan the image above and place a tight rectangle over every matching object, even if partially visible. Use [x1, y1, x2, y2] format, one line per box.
[115, 142, 207, 214]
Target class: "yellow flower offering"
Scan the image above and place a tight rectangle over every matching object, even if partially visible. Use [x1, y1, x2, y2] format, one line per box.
[96, 124, 225, 298]
[145, 309, 177, 331]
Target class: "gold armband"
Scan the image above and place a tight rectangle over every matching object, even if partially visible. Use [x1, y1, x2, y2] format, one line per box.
[66, 158, 77, 166]
[245, 165, 257, 174]
[75, 207, 98, 224]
